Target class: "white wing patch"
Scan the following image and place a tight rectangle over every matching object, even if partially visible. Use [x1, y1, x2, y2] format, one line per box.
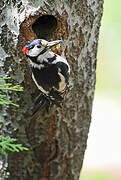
[52, 54, 70, 74]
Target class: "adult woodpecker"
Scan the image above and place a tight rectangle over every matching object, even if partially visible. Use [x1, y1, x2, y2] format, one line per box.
[22, 39, 70, 114]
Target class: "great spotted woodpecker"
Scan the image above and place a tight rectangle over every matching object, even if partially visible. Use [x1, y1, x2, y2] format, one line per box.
[22, 39, 70, 114]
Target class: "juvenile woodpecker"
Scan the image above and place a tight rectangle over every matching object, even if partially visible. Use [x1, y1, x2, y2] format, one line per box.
[22, 39, 70, 114]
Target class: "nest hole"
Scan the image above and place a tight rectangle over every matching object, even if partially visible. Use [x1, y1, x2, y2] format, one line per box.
[32, 15, 57, 40]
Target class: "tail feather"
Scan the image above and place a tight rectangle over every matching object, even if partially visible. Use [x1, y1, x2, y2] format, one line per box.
[32, 94, 49, 115]
[32, 90, 63, 115]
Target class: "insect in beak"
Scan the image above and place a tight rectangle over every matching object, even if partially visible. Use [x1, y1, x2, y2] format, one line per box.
[47, 40, 62, 49]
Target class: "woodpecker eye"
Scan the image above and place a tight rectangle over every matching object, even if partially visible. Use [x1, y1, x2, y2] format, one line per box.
[37, 45, 41, 48]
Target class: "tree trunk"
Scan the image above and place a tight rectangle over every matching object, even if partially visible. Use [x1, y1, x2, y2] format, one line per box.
[0, 0, 103, 179]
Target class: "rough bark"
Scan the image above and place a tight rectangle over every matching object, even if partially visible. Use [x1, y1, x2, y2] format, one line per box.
[0, 0, 103, 179]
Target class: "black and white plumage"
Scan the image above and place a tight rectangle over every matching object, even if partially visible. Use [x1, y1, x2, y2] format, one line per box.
[22, 39, 70, 114]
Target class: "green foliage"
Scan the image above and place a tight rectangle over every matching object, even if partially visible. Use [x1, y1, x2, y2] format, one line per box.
[0, 76, 28, 155]
[0, 136, 28, 156]
[0, 77, 23, 107]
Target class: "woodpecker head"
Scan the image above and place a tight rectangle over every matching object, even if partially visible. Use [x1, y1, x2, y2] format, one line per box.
[22, 39, 62, 57]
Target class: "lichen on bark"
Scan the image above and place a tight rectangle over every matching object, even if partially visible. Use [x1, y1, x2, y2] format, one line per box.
[0, 0, 103, 179]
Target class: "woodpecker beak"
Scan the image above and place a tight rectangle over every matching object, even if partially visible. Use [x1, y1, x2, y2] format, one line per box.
[47, 40, 62, 49]
[22, 46, 29, 54]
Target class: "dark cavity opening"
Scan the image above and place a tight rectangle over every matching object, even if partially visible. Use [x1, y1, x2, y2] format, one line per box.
[32, 15, 57, 40]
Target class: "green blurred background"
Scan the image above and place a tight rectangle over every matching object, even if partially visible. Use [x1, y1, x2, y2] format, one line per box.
[97, 0, 121, 96]
[80, 0, 121, 180]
